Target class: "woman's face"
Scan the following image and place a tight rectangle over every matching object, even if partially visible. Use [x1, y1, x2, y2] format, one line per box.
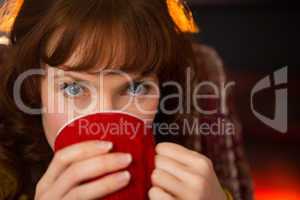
[41, 64, 160, 149]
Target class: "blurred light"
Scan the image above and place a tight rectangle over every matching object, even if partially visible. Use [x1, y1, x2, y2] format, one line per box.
[167, 0, 199, 33]
[0, 0, 24, 33]
[253, 163, 300, 200]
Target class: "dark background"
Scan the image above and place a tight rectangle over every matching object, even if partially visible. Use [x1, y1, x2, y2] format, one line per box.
[188, 0, 299, 199]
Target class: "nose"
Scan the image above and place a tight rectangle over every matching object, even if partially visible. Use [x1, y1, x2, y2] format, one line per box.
[95, 91, 114, 112]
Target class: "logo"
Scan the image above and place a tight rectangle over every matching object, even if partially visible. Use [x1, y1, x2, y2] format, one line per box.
[250, 66, 288, 133]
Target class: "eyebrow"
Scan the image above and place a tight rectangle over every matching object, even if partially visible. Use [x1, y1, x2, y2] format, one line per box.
[53, 69, 146, 82]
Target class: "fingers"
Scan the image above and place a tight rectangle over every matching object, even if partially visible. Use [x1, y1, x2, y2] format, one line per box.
[62, 170, 131, 200]
[148, 187, 175, 200]
[151, 169, 184, 199]
[155, 154, 196, 183]
[153, 143, 221, 200]
[36, 140, 113, 197]
[156, 142, 213, 173]
[48, 153, 132, 198]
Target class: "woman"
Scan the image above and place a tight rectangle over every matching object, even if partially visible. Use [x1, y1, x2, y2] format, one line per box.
[0, 0, 252, 199]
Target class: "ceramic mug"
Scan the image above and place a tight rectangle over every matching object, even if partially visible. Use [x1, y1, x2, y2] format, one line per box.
[54, 111, 156, 200]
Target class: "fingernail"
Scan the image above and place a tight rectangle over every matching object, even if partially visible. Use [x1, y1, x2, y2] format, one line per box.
[97, 141, 113, 150]
[118, 171, 130, 182]
[119, 154, 132, 165]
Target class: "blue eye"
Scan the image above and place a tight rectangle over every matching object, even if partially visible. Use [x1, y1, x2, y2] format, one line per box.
[127, 81, 148, 96]
[61, 82, 84, 97]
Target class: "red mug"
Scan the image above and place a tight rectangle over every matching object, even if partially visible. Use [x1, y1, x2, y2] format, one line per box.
[54, 111, 156, 200]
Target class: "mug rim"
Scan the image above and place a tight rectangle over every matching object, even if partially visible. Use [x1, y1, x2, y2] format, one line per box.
[54, 110, 145, 141]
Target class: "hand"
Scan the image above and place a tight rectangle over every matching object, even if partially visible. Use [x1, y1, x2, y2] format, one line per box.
[35, 140, 132, 200]
[148, 142, 227, 200]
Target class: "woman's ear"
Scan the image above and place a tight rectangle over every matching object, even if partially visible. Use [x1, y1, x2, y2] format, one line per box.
[0, 35, 10, 45]
[0, 40, 10, 67]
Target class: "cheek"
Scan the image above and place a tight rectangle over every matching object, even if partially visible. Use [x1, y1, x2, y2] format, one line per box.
[42, 113, 69, 149]
[41, 76, 70, 149]
[126, 96, 160, 126]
